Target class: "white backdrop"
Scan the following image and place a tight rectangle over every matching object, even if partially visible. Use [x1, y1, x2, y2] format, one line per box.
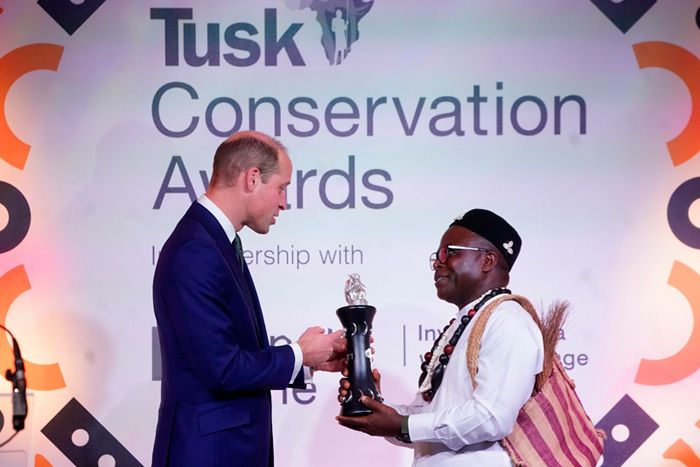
[1, 1, 699, 465]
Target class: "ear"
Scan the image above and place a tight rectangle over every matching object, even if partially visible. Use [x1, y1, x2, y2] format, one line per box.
[481, 251, 498, 273]
[243, 167, 261, 192]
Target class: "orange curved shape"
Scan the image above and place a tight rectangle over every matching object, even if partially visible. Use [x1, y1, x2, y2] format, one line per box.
[663, 439, 700, 466]
[0, 44, 63, 170]
[633, 42, 700, 167]
[34, 454, 53, 467]
[0, 265, 65, 390]
[635, 261, 700, 385]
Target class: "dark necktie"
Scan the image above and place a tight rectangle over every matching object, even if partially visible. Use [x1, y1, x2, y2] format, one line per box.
[232, 235, 244, 269]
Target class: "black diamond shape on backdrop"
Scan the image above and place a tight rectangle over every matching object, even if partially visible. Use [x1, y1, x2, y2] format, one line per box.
[597, 394, 659, 466]
[38, 0, 107, 35]
[590, 0, 657, 33]
[42, 398, 142, 466]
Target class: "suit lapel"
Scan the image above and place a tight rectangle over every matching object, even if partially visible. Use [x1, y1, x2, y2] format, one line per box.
[216, 234, 266, 348]
[242, 263, 269, 346]
[185, 203, 266, 348]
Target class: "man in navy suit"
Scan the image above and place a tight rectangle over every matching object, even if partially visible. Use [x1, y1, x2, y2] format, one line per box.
[152, 131, 343, 466]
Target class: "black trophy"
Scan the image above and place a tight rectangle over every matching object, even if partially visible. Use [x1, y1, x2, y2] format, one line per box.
[337, 273, 379, 416]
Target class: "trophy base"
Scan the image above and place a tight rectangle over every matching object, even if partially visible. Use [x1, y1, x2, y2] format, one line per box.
[340, 392, 373, 417]
[341, 405, 372, 417]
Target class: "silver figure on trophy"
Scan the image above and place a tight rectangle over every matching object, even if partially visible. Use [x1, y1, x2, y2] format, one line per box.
[337, 273, 379, 416]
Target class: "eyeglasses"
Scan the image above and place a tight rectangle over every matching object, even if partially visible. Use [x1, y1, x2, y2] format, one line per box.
[429, 245, 490, 270]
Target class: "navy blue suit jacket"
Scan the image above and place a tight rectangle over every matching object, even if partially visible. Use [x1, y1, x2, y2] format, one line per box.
[152, 202, 304, 467]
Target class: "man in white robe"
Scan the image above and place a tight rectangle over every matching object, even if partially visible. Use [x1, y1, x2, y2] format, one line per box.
[337, 209, 544, 466]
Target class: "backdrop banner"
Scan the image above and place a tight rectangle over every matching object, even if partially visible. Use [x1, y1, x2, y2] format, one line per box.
[1, 1, 699, 465]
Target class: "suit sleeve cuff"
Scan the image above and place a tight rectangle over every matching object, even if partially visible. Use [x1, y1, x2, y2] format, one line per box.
[289, 342, 304, 384]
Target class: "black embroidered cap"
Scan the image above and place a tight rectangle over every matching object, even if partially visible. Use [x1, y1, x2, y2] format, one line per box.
[450, 208, 522, 270]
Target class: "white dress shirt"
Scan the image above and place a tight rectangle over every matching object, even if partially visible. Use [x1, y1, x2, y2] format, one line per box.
[389, 295, 544, 466]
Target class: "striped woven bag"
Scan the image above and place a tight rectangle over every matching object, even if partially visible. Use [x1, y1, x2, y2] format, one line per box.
[466, 294, 605, 467]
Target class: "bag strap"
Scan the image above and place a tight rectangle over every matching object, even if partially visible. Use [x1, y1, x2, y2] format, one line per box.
[466, 294, 566, 392]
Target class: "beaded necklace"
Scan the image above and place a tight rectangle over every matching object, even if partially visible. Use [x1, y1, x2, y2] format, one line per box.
[418, 287, 511, 402]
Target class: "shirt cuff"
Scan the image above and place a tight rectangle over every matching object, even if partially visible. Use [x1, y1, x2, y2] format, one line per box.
[289, 342, 304, 384]
[408, 412, 438, 442]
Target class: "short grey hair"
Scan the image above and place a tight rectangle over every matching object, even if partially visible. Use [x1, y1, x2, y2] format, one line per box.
[210, 133, 286, 187]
